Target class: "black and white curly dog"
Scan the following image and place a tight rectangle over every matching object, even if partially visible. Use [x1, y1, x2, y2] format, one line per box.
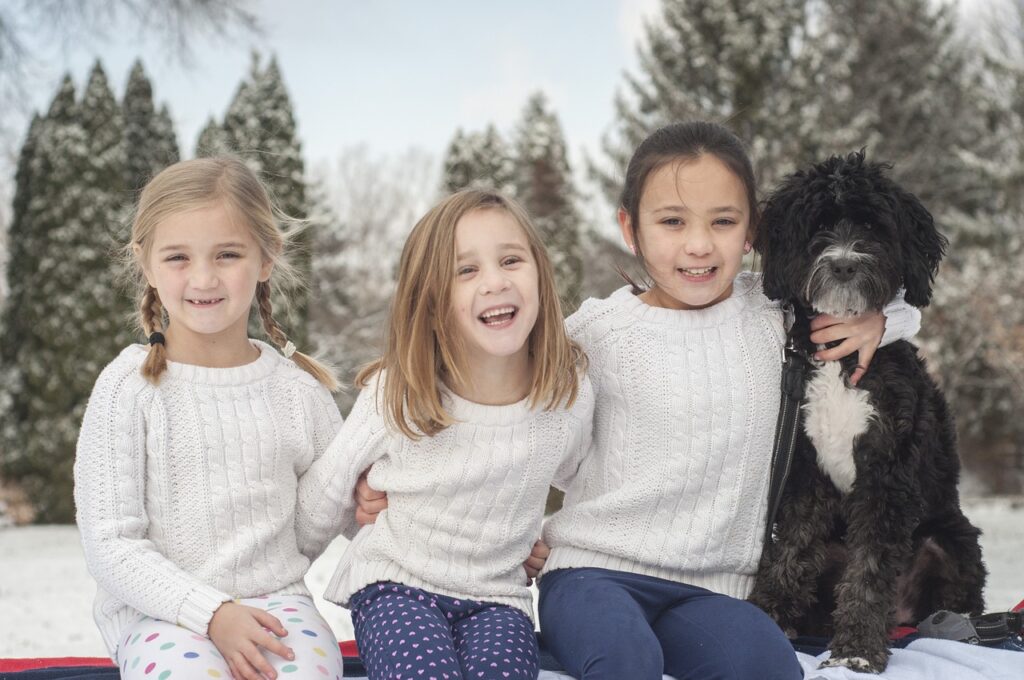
[748, 151, 987, 672]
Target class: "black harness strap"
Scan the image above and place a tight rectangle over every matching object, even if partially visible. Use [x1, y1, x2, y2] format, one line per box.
[764, 335, 810, 546]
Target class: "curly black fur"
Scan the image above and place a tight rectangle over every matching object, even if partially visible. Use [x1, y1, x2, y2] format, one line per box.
[749, 151, 987, 673]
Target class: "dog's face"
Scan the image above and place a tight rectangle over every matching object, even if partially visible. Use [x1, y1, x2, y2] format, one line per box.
[755, 151, 947, 311]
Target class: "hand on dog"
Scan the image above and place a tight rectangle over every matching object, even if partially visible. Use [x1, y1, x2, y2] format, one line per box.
[810, 311, 886, 386]
[354, 469, 388, 526]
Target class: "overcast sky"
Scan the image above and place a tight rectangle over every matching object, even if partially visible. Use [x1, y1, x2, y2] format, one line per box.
[8, 0, 663, 171]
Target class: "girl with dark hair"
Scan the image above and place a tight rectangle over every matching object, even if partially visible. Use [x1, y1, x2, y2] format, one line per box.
[535, 121, 922, 680]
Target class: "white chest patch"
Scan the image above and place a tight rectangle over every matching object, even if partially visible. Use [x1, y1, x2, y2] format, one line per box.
[802, 361, 876, 493]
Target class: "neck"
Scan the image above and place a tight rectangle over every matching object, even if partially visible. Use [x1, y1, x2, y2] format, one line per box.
[447, 349, 532, 406]
[163, 321, 259, 368]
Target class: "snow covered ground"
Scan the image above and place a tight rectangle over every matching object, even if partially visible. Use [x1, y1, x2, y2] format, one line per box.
[0, 497, 1021, 659]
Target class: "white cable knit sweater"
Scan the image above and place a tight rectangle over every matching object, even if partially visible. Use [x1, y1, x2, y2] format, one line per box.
[296, 373, 594, 620]
[541, 272, 921, 599]
[73, 341, 342, 659]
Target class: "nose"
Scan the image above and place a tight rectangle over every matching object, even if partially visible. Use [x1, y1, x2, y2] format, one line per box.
[479, 265, 510, 295]
[684, 224, 714, 257]
[830, 258, 858, 282]
[190, 260, 219, 289]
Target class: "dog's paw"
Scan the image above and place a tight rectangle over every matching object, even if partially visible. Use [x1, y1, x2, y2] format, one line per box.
[819, 655, 886, 673]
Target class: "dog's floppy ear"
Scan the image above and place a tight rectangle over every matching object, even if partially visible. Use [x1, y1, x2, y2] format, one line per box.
[894, 186, 947, 307]
[755, 176, 805, 301]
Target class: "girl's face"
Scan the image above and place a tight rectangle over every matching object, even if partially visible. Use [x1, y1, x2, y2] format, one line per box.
[621, 154, 751, 310]
[450, 208, 539, 366]
[142, 202, 272, 352]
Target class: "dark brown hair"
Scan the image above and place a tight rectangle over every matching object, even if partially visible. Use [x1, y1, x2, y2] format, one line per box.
[620, 121, 759, 278]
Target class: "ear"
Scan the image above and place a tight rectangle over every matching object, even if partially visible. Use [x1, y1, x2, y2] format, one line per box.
[259, 258, 274, 283]
[753, 191, 792, 301]
[895, 187, 947, 307]
[617, 207, 635, 254]
[133, 243, 157, 288]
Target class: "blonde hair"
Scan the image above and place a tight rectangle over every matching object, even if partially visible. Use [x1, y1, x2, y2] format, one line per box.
[125, 156, 337, 390]
[356, 188, 585, 439]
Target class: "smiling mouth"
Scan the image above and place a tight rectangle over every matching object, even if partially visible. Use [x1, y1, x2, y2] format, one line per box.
[186, 298, 225, 306]
[479, 306, 518, 327]
[677, 266, 717, 278]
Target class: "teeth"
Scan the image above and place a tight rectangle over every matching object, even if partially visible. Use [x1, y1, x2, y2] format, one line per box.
[480, 306, 516, 319]
[680, 266, 714, 275]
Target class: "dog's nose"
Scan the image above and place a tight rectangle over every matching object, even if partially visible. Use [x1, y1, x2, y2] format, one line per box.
[831, 259, 858, 281]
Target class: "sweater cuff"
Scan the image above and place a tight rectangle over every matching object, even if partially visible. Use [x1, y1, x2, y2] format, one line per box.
[177, 584, 233, 636]
[880, 294, 921, 347]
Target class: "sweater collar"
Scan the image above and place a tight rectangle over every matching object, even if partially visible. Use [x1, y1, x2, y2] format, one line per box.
[439, 383, 537, 427]
[608, 272, 760, 328]
[130, 339, 284, 386]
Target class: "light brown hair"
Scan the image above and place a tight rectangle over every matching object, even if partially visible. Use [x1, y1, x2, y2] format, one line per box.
[356, 188, 584, 438]
[125, 156, 337, 390]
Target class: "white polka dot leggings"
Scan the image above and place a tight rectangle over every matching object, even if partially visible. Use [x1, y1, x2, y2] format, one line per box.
[350, 582, 540, 680]
[116, 594, 344, 680]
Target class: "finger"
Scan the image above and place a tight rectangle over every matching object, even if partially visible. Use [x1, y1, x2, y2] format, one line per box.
[531, 540, 551, 558]
[254, 610, 288, 638]
[361, 496, 388, 513]
[355, 507, 377, 527]
[849, 365, 866, 387]
[814, 338, 859, 362]
[226, 658, 239, 680]
[526, 577, 534, 586]
[243, 645, 278, 680]
[524, 555, 546, 571]
[858, 343, 877, 373]
[810, 314, 840, 331]
[809, 324, 857, 346]
[355, 471, 386, 501]
[231, 652, 264, 680]
[256, 629, 295, 662]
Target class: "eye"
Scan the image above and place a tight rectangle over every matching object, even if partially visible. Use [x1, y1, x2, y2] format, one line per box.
[457, 265, 476, 277]
[164, 254, 186, 262]
[713, 218, 737, 227]
[501, 255, 523, 267]
[219, 251, 241, 259]
[661, 217, 683, 227]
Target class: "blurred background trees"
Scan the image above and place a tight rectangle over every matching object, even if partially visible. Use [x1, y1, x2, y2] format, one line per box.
[1, 0, 1022, 521]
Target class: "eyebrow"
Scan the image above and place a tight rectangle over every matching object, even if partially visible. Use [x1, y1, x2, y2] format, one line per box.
[456, 242, 529, 260]
[157, 242, 250, 252]
[650, 205, 743, 215]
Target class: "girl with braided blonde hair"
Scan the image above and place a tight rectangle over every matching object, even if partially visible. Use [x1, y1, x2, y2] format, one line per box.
[74, 157, 345, 680]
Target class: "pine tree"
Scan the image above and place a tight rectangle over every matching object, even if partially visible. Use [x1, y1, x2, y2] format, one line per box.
[122, 59, 179, 192]
[194, 116, 231, 157]
[513, 93, 583, 310]
[222, 54, 310, 347]
[441, 124, 515, 194]
[597, 0, 808, 199]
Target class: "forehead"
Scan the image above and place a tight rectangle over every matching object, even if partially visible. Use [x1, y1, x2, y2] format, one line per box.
[151, 202, 256, 247]
[641, 155, 748, 210]
[454, 208, 530, 251]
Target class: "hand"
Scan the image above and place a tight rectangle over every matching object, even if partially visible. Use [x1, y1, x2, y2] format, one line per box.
[207, 601, 293, 680]
[354, 469, 388, 526]
[810, 311, 886, 386]
[523, 539, 551, 585]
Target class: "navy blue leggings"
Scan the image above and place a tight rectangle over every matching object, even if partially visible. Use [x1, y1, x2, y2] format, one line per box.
[538, 567, 803, 680]
[351, 582, 540, 680]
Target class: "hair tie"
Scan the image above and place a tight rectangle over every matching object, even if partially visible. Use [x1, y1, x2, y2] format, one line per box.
[148, 332, 166, 346]
[282, 340, 296, 358]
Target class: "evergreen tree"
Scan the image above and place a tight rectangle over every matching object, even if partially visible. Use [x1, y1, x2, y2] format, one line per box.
[597, 0, 808, 198]
[441, 124, 515, 194]
[194, 116, 231, 157]
[122, 59, 179, 192]
[222, 54, 310, 347]
[513, 93, 583, 310]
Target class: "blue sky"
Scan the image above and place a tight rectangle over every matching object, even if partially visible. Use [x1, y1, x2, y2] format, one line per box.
[10, 0, 658, 169]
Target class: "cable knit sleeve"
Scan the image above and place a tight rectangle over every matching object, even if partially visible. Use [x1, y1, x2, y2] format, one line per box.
[295, 379, 390, 559]
[880, 289, 922, 346]
[73, 358, 231, 637]
[552, 373, 595, 491]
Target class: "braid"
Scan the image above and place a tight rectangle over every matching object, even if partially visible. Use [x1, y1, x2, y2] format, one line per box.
[256, 281, 339, 392]
[140, 285, 168, 384]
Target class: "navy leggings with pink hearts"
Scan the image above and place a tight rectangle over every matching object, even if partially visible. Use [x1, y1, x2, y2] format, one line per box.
[350, 582, 539, 680]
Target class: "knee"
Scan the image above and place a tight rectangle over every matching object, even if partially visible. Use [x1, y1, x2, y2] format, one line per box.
[720, 602, 802, 680]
